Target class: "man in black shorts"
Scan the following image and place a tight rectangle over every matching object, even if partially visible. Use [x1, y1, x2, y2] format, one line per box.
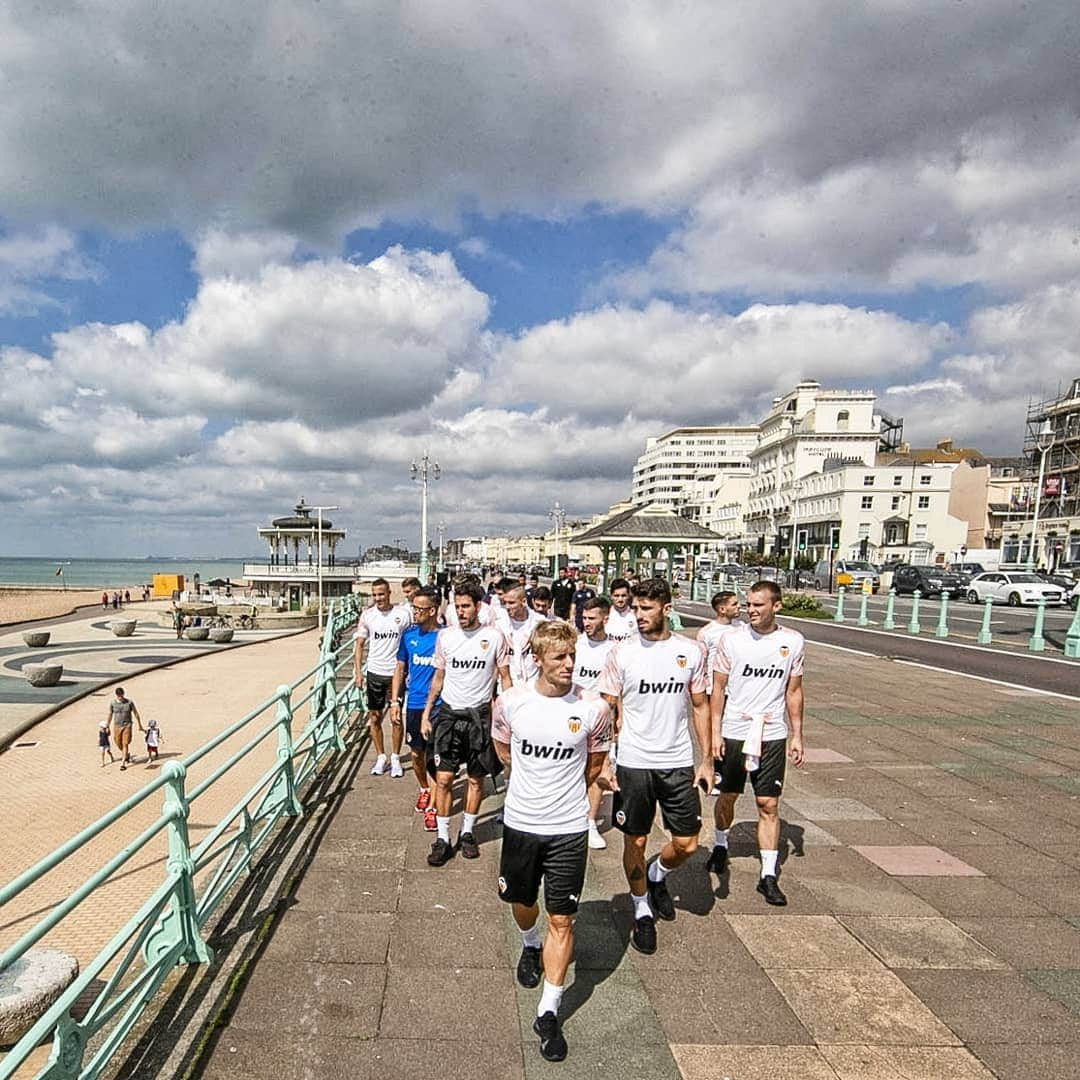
[492, 620, 611, 1062]
[421, 582, 511, 865]
[598, 578, 711, 954]
[710, 581, 805, 905]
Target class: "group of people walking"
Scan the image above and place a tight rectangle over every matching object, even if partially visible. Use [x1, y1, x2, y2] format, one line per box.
[354, 571, 805, 1062]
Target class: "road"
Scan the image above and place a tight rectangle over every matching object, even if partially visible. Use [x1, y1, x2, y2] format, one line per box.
[677, 598, 1080, 699]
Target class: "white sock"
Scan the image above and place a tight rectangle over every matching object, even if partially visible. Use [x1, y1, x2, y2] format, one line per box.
[436, 816, 450, 842]
[461, 812, 478, 835]
[631, 892, 652, 920]
[588, 818, 601, 832]
[647, 858, 670, 883]
[714, 828, 729, 849]
[390, 752, 401, 764]
[537, 980, 564, 1018]
[761, 850, 779, 878]
[520, 923, 542, 950]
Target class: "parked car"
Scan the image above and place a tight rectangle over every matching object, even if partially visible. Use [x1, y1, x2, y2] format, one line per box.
[952, 562, 988, 577]
[1069, 581, 1080, 610]
[1034, 569, 1075, 591]
[812, 559, 881, 592]
[965, 571, 1067, 607]
[890, 564, 966, 598]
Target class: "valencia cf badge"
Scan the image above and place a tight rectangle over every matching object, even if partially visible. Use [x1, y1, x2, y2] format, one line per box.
[676, 653, 687, 668]
[779, 645, 790, 658]
[567, 715, 582, 734]
[480, 637, 490, 650]
[497, 876, 508, 894]
[615, 809, 626, 826]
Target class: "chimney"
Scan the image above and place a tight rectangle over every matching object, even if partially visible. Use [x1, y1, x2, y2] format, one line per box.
[937, 438, 953, 452]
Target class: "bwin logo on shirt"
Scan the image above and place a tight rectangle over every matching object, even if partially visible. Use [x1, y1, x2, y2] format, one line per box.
[578, 665, 601, 681]
[373, 630, 399, 641]
[741, 663, 785, 678]
[520, 738, 574, 761]
[451, 657, 487, 670]
[637, 678, 686, 694]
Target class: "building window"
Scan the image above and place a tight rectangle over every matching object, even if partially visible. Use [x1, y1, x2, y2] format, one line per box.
[917, 495, 930, 509]
[860, 495, 873, 509]
[914, 523, 928, 540]
[863, 475, 875, 486]
[837, 409, 850, 431]
[891, 495, 901, 510]
[857, 523, 871, 539]
[893, 475, 903, 486]
[919, 474, 932, 486]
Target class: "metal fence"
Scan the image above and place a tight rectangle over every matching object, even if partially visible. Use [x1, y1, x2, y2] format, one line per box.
[0, 595, 363, 1080]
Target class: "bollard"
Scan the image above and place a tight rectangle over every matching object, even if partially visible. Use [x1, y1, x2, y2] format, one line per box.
[908, 589, 922, 634]
[883, 587, 897, 630]
[977, 595, 993, 646]
[1029, 597, 1047, 653]
[857, 589, 869, 627]
[935, 593, 950, 638]
[1065, 601, 1080, 659]
[833, 586, 846, 623]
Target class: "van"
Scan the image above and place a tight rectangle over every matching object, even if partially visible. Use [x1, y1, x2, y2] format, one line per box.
[812, 559, 880, 593]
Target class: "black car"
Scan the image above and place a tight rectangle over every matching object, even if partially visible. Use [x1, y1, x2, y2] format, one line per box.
[890, 564, 966, 598]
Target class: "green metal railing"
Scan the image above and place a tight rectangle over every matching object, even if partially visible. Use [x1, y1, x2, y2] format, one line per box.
[0, 595, 363, 1080]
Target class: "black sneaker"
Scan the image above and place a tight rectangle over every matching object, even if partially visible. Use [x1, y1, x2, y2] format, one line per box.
[533, 1011, 568, 1062]
[647, 870, 676, 921]
[458, 832, 480, 859]
[516, 945, 543, 988]
[756, 874, 787, 906]
[706, 846, 729, 876]
[631, 914, 657, 954]
[427, 838, 454, 867]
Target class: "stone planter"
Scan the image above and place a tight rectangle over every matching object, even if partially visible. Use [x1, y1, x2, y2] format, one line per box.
[185, 627, 210, 641]
[109, 620, 137, 638]
[20, 631, 50, 647]
[24, 663, 63, 688]
[0, 948, 79, 1046]
[209, 627, 234, 643]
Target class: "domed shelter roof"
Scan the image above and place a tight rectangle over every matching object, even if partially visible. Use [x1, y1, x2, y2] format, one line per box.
[270, 498, 333, 530]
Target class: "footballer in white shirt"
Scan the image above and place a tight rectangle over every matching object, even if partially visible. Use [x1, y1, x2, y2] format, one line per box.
[491, 619, 611, 1063]
[598, 578, 712, 957]
[709, 580, 805, 908]
[495, 581, 546, 686]
[603, 578, 638, 643]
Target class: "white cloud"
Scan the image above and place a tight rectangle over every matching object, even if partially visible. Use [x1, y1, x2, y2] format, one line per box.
[0, 224, 97, 313]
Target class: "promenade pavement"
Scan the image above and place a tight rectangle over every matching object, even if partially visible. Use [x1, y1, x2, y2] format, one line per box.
[0, 602, 298, 749]
[179, 635, 1080, 1080]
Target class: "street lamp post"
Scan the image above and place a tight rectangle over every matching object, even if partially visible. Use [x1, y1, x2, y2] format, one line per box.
[410, 452, 441, 582]
[436, 520, 446, 575]
[1026, 419, 1054, 570]
[310, 505, 339, 631]
[548, 501, 565, 576]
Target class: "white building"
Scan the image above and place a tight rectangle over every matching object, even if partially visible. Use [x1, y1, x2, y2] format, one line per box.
[632, 425, 759, 512]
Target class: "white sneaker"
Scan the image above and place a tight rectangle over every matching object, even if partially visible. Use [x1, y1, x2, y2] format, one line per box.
[389, 755, 404, 778]
[370, 753, 388, 776]
[587, 821, 607, 850]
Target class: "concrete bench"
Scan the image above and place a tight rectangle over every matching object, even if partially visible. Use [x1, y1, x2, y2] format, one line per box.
[24, 663, 63, 688]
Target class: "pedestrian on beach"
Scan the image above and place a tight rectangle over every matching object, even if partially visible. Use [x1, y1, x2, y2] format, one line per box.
[109, 687, 143, 770]
[98, 720, 115, 767]
[102, 591, 109, 610]
[144, 718, 161, 763]
[124, 589, 131, 605]
[111, 591, 120, 610]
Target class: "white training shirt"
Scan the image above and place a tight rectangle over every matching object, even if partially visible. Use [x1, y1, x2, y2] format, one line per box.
[713, 625, 805, 741]
[495, 607, 546, 685]
[604, 606, 638, 643]
[433, 624, 510, 709]
[444, 593, 496, 628]
[492, 684, 611, 835]
[697, 619, 748, 693]
[573, 634, 615, 691]
[354, 603, 412, 676]
[598, 635, 707, 769]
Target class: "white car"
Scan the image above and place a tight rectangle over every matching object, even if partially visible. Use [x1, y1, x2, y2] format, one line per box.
[966, 572, 1066, 607]
[1070, 581, 1080, 611]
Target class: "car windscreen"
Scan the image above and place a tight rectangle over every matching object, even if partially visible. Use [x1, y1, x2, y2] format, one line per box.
[1006, 573, 1042, 584]
[845, 562, 876, 571]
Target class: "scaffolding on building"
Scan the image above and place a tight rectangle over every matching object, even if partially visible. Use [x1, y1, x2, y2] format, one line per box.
[1024, 378, 1080, 522]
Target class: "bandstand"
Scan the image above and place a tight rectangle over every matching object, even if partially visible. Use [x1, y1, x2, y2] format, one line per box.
[244, 499, 355, 610]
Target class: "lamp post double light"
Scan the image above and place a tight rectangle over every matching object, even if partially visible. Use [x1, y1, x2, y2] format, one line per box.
[311, 504, 339, 631]
[437, 520, 446, 575]
[410, 452, 441, 582]
[1026, 419, 1054, 571]
[549, 501, 566, 576]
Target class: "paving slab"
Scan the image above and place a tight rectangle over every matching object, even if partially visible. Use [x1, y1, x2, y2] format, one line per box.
[956, 916, 1080, 970]
[1024, 970, 1080, 1016]
[899, 876, 1052, 917]
[839, 917, 1007, 970]
[768, 969, 960, 1046]
[853, 845, 985, 877]
[784, 795, 883, 821]
[672, 1043, 839, 1079]
[802, 748, 855, 764]
[819, 1044, 997, 1079]
[969, 1042, 1080, 1080]
[798, 876, 942, 918]
[263, 909, 393, 965]
[726, 915, 885, 971]
[290, 867, 402, 913]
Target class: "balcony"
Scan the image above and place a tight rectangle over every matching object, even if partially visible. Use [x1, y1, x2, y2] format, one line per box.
[243, 563, 359, 579]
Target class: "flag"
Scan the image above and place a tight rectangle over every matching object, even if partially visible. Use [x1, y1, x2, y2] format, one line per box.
[55, 566, 63, 576]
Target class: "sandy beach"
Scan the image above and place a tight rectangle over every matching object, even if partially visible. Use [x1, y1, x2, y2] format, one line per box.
[0, 587, 147, 627]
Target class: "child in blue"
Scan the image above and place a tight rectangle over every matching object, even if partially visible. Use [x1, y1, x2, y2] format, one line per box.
[390, 587, 442, 830]
[99, 720, 115, 767]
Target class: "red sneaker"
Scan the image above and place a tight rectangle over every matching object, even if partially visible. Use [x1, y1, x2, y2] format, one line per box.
[415, 789, 432, 812]
[423, 809, 437, 832]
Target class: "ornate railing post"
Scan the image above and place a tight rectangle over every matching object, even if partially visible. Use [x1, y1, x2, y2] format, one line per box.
[908, 590, 922, 634]
[1064, 601, 1080, 658]
[935, 594, 950, 638]
[143, 762, 213, 967]
[833, 586, 846, 623]
[1029, 598, 1047, 653]
[977, 595, 993, 645]
[883, 587, 897, 630]
[267, 685, 303, 817]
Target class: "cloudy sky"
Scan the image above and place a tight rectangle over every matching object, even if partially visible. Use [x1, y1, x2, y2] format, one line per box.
[3, 1, 1079, 557]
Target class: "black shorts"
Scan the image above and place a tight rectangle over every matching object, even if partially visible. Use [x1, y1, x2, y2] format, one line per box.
[405, 706, 437, 752]
[365, 672, 402, 714]
[430, 704, 500, 778]
[718, 737, 787, 798]
[498, 826, 588, 915]
[612, 766, 701, 837]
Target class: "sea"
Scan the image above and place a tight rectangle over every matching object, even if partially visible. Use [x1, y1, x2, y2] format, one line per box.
[0, 557, 257, 589]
